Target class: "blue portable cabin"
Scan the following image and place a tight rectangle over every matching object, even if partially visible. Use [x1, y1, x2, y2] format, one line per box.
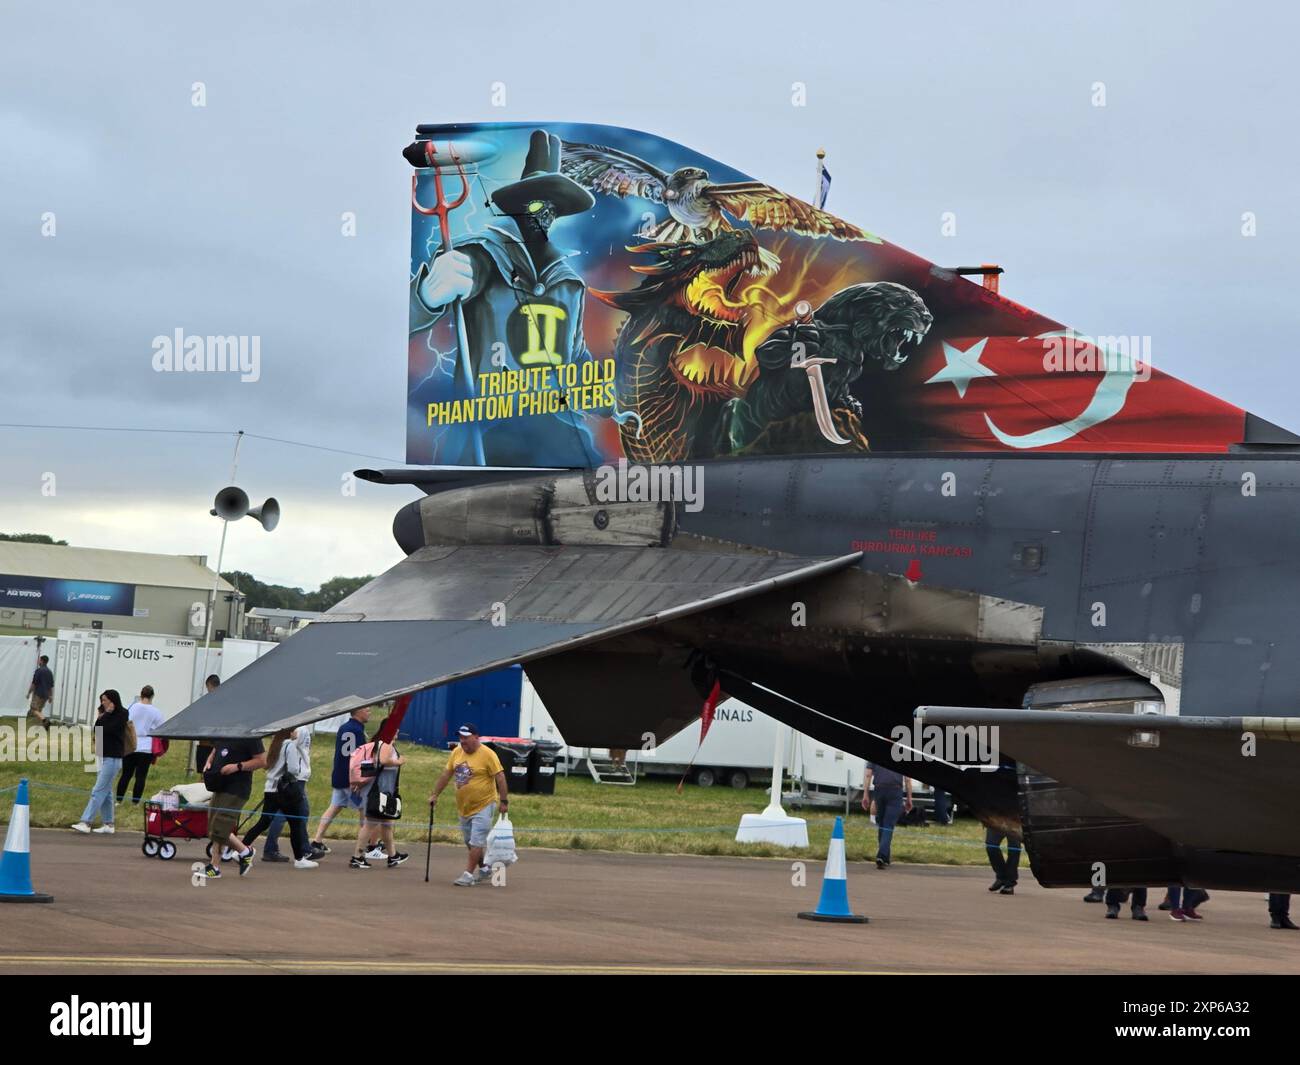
[399, 664, 524, 749]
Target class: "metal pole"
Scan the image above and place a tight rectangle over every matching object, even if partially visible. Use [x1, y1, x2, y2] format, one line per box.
[760, 720, 788, 819]
[193, 431, 242, 774]
[198, 431, 243, 686]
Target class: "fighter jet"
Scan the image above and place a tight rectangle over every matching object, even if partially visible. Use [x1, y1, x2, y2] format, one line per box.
[159, 122, 1300, 895]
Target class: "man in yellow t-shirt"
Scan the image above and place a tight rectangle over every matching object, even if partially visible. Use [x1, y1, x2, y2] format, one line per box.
[430, 723, 509, 886]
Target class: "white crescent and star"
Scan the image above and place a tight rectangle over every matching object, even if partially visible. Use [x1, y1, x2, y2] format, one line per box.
[922, 331, 1137, 449]
[924, 338, 996, 398]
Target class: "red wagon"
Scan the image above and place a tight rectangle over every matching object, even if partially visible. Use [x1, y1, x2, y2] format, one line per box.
[141, 798, 263, 860]
[141, 801, 208, 860]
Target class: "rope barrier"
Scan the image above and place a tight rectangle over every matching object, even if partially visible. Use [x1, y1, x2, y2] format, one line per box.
[0, 780, 1001, 851]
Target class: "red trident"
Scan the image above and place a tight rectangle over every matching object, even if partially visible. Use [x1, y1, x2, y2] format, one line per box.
[411, 140, 485, 464]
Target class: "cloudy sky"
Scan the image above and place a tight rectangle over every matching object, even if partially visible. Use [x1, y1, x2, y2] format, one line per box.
[3, 1, 1297, 589]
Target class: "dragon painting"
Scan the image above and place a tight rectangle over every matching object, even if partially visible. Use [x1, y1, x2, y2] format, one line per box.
[593, 228, 779, 463]
[596, 227, 934, 462]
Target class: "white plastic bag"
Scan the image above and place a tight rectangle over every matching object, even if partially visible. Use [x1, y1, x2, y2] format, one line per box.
[484, 813, 518, 866]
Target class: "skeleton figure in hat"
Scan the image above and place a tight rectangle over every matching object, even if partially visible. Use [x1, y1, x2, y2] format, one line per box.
[409, 129, 603, 467]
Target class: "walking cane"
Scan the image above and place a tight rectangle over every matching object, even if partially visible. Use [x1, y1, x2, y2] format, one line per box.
[424, 800, 435, 883]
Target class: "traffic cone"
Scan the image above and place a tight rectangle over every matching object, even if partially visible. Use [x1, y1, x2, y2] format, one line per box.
[0, 779, 54, 903]
[797, 816, 866, 923]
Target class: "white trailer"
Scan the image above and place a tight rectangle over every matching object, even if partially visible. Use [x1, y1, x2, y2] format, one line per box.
[521, 673, 867, 791]
[521, 675, 781, 786]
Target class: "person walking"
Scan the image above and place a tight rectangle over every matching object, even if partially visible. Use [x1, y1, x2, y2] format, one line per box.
[201, 735, 268, 879]
[261, 725, 313, 863]
[984, 826, 1021, 895]
[310, 707, 372, 857]
[1268, 893, 1297, 930]
[862, 761, 911, 869]
[117, 685, 164, 805]
[1165, 884, 1210, 922]
[349, 735, 408, 869]
[26, 654, 54, 728]
[931, 787, 953, 825]
[239, 729, 318, 869]
[71, 690, 130, 834]
[1104, 887, 1149, 921]
[429, 724, 509, 886]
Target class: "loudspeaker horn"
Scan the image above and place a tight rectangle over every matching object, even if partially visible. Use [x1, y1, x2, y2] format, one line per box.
[247, 498, 280, 532]
[212, 486, 250, 521]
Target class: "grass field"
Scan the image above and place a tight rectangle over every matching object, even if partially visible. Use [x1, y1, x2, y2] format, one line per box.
[0, 712, 990, 864]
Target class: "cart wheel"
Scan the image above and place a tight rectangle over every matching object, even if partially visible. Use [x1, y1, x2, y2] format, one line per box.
[205, 841, 213, 858]
[142, 839, 160, 857]
[158, 841, 177, 860]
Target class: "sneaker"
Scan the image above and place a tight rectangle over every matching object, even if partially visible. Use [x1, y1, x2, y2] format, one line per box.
[221, 847, 237, 862]
[875, 858, 887, 870]
[70, 822, 91, 834]
[310, 841, 331, 856]
[204, 863, 221, 879]
[453, 872, 476, 886]
[1183, 908, 1203, 921]
[1131, 906, 1148, 921]
[988, 879, 1004, 892]
[293, 857, 319, 870]
[387, 852, 409, 868]
[349, 856, 371, 869]
[366, 845, 387, 861]
[1105, 905, 1120, 919]
[475, 866, 493, 882]
[999, 884, 1015, 895]
[262, 851, 290, 863]
[1158, 896, 1174, 911]
[1169, 908, 1188, 922]
[1083, 888, 1106, 903]
[237, 849, 254, 876]
[1270, 914, 1298, 930]
[92, 825, 115, 834]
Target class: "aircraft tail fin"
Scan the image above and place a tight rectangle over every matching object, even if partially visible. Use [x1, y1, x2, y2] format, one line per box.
[405, 122, 1268, 467]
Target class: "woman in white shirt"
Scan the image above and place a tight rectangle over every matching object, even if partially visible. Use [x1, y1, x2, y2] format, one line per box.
[238, 729, 319, 869]
[116, 685, 165, 804]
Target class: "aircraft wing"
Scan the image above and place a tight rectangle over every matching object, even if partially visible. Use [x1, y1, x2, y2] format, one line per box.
[916, 707, 1300, 857]
[156, 545, 862, 739]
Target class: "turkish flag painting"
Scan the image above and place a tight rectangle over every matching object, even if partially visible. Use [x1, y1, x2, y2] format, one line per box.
[903, 333, 1245, 453]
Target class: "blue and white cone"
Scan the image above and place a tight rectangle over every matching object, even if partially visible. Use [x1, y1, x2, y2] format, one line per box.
[0, 779, 54, 903]
[798, 816, 867, 923]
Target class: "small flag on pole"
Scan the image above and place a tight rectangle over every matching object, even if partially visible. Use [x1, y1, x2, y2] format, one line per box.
[676, 679, 724, 793]
[816, 149, 831, 209]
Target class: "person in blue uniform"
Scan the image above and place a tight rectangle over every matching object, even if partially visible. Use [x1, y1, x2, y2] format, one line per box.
[863, 761, 911, 869]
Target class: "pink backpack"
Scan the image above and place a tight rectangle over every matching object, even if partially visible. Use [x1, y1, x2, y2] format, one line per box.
[348, 738, 381, 787]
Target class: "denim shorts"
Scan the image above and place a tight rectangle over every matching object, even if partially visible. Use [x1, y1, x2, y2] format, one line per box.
[331, 787, 364, 810]
[459, 803, 496, 848]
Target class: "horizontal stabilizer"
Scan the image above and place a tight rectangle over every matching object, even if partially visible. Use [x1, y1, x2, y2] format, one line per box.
[156, 546, 862, 739]
[917, 707, 1300, 857]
